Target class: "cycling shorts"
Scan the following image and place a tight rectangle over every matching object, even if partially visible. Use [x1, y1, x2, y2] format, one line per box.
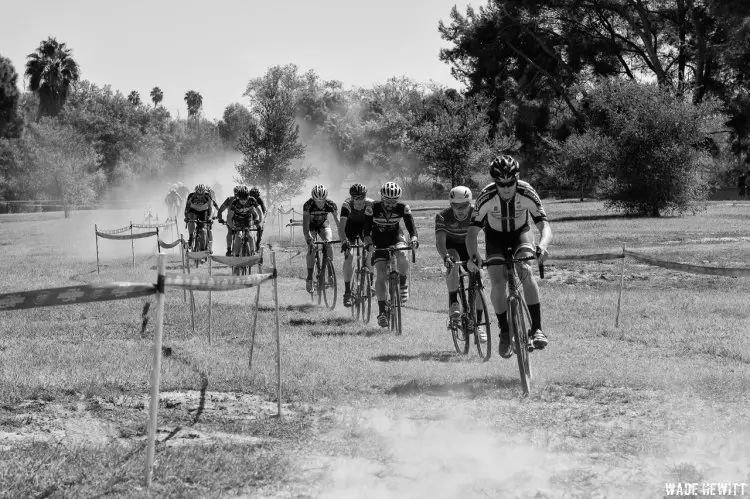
[371, 234, 407, 265]
[446, 239, 470, 264]
[484, 224, 535, 259]
[309, 226, 333, 242]
[344, 221, 366, 243]
[186, 210, 211, 223]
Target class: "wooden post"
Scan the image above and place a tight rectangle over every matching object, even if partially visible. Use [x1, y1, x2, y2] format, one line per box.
[272, 252, 281, 417]
[208, 256, 212, 344]
[145, 253, 167, 488]
[95, 224, 100, 274]
[249, 249, 263, 369]
[130, 223, 135, 268]
[615, 243, 626, 332]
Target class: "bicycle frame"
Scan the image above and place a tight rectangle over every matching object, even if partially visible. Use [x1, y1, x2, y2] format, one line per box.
[311, 239, 341, 310]
[346, 238, 372, 322]
[232, 225, 258, 275]
[383, 244, 416, 335]
[451, 263, 491, 360]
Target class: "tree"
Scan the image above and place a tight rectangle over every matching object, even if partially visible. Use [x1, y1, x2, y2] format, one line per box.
[571, 78, 722, 216]
[127, 90, 141, 106]
[24, 37, 80, 117]
[553, 130, 617, 200]
[236, 66, 310, 207]
[184, 90, 203, 118]
[150, 86, 163, 107]
[217, 102, 253, 149]
[0, 55, 21, 138]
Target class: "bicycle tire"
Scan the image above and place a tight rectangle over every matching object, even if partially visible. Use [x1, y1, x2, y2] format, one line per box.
[472, 287, 492, 361]
[322, 258, 337, 310]
[509, 298, 531, 396]
[362, 270, 372, 323]
[312, 255, 321, 304]
[194, 230, 205, 268]
[351, 269, 360, 320]
[450, 297, 470, 355]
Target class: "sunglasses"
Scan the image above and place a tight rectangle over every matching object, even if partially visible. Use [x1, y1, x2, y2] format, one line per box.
[495, 179, 517, 188]
[450, 202, 471, 209]
[352, 195, 366, 201]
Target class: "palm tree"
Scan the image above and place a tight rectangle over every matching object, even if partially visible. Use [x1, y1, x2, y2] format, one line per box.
[184, 90, 203, 118]
[25, 37, 80, 117]
[127, 90, 141, 106]
[150, 86, 163, 107]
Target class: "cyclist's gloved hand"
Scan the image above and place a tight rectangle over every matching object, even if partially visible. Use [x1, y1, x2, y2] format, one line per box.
[218, 217, 224, 224]
[467, 254, 482, 272]
[536, 245, 549, 263]
[341, 240, 351, 253]
[410, 236, 419, 249]
[443, 254, 454, 270]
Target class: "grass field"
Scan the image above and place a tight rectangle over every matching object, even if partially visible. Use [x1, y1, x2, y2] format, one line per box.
[1, 200, 750, 498]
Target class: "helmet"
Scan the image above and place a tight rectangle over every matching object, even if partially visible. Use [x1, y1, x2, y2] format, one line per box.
[236, 185, 250, 198]
[177, 182, 184, 188]
[489, 154, 520, 179]
[449, 186, 472, 203]
[195, 184, 207, 195]
[247, 195, 258, 206]
[380, 182, 402, 200]
[233, 185, 241, 195]
[349, 183, 367, 197]
[311, 184, 328, 200]
[249, 186, 261, 198]
[170, 184, 177, 192]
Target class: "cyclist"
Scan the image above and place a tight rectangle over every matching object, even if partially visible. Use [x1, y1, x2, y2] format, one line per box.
[363, 182, 419, 328]
[226, 186, 263, 255]
[217, 185, 241, 256]
[176, 182, 190, 212]
[165, 185, 182, 219]
[249, 186, 266, 251]
[302, 184, 340, 294]
[338, 183, 373, 307]
[184, 183, 214, 252]
[435, 186, 486, 342]
[466, 154, 552, 357]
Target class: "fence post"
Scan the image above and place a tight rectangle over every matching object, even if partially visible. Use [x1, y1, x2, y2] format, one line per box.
[272, 251, 282, 418]
[130, 223, 135, 268]
[95, 224, 100, 274]
[145, 253, 166, 488]
[615, 243, 626, 332]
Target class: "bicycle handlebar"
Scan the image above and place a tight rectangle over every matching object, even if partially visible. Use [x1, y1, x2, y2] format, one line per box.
[472, 254, 545, 279]
[313, 240, 342, 245]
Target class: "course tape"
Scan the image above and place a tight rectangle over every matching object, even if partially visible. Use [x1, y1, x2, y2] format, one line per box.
[164, 273, 273, 291]
[96, 230, 158, 241]
[158, 238, 183, 249]
[132, 221, 173, 229]
[96, 226, 131, 235]
[624, 250, 750, 277]
[549, 252, 624, 261]
[211, 255, 262, 267]
[0, 283, 156, 311]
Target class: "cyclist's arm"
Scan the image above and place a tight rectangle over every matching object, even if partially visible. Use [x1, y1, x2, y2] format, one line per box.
[403, 208, 417, 239]
[466, 226, 481, 262]
[302, 211, 311, 242]
[255, 206, 264, 226]
[363, 211, 373, 246]
[339, 216, 348, 242]
[331, 210, 341, 233]
[435, 231, 449, 260]
[536, 220, 552, 255]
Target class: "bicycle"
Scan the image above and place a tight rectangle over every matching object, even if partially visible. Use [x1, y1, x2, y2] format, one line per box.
[447, 260, 492, 361]
[186, 218, 210, 267]
[481, 250, 545, 396]
[346, 238, 372, 323]
[382, 243, 416, 336]
[310, 239, 340, 310]
[231, 224, 258, 276]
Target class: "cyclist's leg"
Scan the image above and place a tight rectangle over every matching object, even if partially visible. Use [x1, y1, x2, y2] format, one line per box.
[226, 227, 234, 256]
[321, 227, 333, 262]
[395, 235, 410, 302]
[486, 228, 513, 356]
[206, 219, 213, 252]
[342, 223, 359, 305]
[514, 228, 546, 348]
[306, 227, 319, 284]
[256, 225, 263, 251]
[186, 215, 196, 248]
[372, 250, 389, 326]
[446, 248, 461, 317]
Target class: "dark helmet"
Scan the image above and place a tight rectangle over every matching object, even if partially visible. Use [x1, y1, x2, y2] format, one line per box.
[489, 155, 520, 179]
[349, 183, 367, 197]
[249, 186, 261, 198]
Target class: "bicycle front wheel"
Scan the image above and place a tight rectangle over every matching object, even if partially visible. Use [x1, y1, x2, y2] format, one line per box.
[509, 298, 532, 396]
[389, 274, 402, 335]
[312, 259, 321, 304]
[450, 297, 469, 355]
[322, 258, 337, 310]
[472, 288, 492, 362]
[351, 270, 360, 320]
[362, 270, 372, 323]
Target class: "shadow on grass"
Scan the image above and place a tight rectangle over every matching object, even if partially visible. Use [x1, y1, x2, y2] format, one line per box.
[550, 214, 634, 223]
[311, 328, 388, 338]
[257, 303, 317, 313]
[289, 317, 355, 326]
[371, 351, 464, 363]
[386, 377, 520, 398]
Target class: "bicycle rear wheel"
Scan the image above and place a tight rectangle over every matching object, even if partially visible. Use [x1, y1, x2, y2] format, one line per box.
[509, 298, 532, 395]
[362, 270, 372, 323]
[472, 288, 492, 362]
[450, 298, 469, 355]
[322, 258, 337, 310]
[389, 274, 402, 335]
[312, 258, 321, 304]
[351, 270, 360, 320]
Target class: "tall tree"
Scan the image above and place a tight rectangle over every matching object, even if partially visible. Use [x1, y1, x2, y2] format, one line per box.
[24, 37, 80, 117]
[127, 90, 141, 106]
[150, 86, 163, 107]
[0, 55, 21, 138]
[184, 90, 203, 118]
[236, 66, 310, 207]
[217, 102, 253, 149]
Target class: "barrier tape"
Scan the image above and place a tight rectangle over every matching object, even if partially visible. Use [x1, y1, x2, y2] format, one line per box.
[624, 250, 750, 277]
[0, 283, 157, 311]
[96, 226, 132, 235]
[132, 222, 173, 229]
[164, 273, 273, 291]
[96, 230, 158, 241]
[549, 252, 624, 261]
[157, 238, 183, 249]
[210, 255, 262, 267]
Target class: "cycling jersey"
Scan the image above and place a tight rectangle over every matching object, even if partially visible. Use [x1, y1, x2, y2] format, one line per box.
[255, 196, 266, 215]
[303, 198, 337, 228]
[165, 192, 181, 206]
[185, 193, 212, 215]
[340, 197, 374, 224]
[435, 206, 474, 243]
[364, 201, 417, 248]
[471, 180, 547, 233]
[229, 199, 259, 228]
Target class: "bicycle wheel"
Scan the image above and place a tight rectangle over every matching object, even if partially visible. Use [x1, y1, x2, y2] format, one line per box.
[450, 297, 470, 355]
[389, 273, 402, 335]
[194, 231, 204, 268]
[312, 257, 321, 304]
[362, 269, 372, 323]
[509, 298, 532, 396]
[351, 269, 361, 320]
[472, 287, 492, 362]
[322, 258, 337, 310]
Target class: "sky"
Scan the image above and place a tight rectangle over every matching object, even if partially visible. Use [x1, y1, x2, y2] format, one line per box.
[2, 0, 477, 121]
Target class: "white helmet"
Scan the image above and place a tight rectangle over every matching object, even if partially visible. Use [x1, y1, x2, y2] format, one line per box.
[449, 186, 472, 203]
[380, 181, 402, 200]
[311, 184, 328, 200]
